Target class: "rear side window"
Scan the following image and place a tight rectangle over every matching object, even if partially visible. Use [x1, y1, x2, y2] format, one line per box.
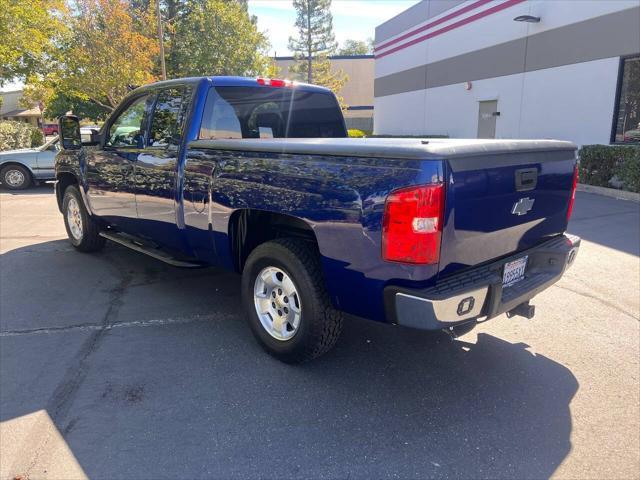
[198, 86, 346, 140]
[149, 87, 192, 147]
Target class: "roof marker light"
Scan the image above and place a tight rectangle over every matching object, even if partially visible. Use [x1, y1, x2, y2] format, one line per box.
[256, 77, 295, 88]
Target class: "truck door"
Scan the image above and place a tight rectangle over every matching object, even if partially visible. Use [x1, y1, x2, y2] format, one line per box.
[134, 86, 192, 251]
[85, 94, 152, 231]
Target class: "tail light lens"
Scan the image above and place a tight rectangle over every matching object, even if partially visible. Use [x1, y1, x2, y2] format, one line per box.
[382, 183, 445, 264]
[567, 164, 579, 221]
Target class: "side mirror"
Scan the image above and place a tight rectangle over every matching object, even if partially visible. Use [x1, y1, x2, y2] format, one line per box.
[59, 115, 82, 150]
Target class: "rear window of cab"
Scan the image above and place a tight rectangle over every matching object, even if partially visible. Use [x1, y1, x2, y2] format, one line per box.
[199, 86, 346, 140]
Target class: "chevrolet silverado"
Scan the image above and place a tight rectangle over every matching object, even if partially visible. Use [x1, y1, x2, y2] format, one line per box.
[55, 76, 580, 363]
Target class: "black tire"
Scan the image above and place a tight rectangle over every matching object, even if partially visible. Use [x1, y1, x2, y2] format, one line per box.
[1, 164, 32, 190]
[241, 238, 343, 363]
[62, 185, 106, 252]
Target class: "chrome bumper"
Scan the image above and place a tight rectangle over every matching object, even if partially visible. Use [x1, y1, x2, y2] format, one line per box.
[385, 234, 580, 330]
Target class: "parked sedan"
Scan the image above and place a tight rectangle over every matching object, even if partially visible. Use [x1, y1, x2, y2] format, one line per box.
[0, 136, 60, 190]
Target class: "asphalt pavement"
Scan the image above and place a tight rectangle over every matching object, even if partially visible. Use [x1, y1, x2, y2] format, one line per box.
[0, 185, 638, 479]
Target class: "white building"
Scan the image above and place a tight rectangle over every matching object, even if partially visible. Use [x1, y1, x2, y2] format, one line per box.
[0, 90, 43, 127]
[374, 0, 640, 146]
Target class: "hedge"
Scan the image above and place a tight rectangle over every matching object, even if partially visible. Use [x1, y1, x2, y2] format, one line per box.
[579, 144, 640, 193]
[348, 128, 367, 138]
[0, 120, 45, 151]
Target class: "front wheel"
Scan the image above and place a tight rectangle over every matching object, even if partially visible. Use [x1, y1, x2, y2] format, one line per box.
[242, 238, 343, 363]
[1, 164, 32, 190]
[62, 185, 106, 252]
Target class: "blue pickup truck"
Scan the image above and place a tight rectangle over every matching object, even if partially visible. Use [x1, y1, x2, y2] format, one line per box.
[55, 76, 580, 363]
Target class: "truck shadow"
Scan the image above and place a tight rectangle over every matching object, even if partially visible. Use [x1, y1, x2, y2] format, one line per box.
[0, 239, 577, 479]
[0, 183, 55, 195]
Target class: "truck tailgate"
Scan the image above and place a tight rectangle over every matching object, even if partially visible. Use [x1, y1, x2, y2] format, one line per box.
[439, 149, 577, 276]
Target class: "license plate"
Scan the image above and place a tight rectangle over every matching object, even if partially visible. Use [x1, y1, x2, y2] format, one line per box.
[502, 256, 528, 287]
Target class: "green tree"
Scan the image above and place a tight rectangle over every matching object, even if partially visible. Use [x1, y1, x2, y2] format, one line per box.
[0, 0, 67, 85]
[302, 55, 349, 109]
[44, 92, 111, 122]
[338, 38, 372, 56]
[25, 0, 158, 113]
[168, 0, 271, 77]
[288, 0, 338, 84]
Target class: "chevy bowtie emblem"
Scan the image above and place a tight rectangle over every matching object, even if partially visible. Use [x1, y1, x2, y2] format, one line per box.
[512, 197, 535, 216]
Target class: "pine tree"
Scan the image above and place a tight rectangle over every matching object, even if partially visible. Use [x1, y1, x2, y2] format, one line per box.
[288, 0, 337, 84]
[287, 0, 348, 108]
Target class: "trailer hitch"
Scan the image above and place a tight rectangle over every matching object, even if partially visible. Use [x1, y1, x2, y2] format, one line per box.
[506, 301, 536, 319]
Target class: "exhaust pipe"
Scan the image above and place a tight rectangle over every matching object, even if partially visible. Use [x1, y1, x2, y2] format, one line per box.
[506, 301, 535, 319]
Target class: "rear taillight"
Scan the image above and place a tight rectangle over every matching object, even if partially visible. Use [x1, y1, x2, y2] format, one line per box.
[567, 164, 579, 221]
[382, 183, 445, 264]
[256, 77, 294, 88]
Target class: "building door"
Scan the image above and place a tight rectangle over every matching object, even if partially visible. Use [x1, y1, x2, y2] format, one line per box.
[477, 100, 498, 139]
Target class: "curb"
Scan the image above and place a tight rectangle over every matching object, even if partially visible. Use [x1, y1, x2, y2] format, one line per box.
[577, 184, 640, 203]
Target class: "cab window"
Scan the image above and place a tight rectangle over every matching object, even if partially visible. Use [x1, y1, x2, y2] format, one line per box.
[106, 95, 151, 148]
[148, 87, 192, 147]
[199, 86, 346, 140]
[199, 93, 243, 140]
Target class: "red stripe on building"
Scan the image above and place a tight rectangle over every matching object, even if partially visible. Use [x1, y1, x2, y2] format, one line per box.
[375, 0, 494, 52]
[375, 0, 527, 59]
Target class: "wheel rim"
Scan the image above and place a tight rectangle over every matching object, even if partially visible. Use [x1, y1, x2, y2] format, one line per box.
[253, 266, 302, 341]
[5, 169, 25, 187]
[67, 197, 83, 240]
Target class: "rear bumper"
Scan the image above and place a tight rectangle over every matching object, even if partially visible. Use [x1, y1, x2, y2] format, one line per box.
[384, 234, 580, 330]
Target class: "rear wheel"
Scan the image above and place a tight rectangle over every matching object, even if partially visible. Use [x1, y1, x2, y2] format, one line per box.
[242, 238, 343, 363]
[1, 164, 31, 190]
[62, 185, 105, 252]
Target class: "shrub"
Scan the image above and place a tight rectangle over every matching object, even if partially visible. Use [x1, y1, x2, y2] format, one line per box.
[579, 144, 640, 193]
[348, 129, 367, 138]
[0, 121, 44, 151]
[619, 147, 640, 193]
[30, 128, 45, 148]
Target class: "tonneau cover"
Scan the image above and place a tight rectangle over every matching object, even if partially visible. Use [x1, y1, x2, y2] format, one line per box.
[189, 137, 576, 160]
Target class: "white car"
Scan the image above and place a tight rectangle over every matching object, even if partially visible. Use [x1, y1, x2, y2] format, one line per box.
[0, 136, 60, 190]
[81, 125, 100, 143]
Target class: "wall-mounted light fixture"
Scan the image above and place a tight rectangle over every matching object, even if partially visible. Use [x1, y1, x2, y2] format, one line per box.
[514, 15, 541, 23]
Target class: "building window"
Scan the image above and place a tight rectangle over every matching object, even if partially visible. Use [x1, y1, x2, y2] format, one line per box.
[613, 56, 640, 143]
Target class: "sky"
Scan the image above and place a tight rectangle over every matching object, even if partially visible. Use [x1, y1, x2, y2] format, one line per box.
[247, 0, 420, 56]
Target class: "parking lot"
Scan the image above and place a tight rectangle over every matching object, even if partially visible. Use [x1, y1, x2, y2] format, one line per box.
[0, 186, 638, 479]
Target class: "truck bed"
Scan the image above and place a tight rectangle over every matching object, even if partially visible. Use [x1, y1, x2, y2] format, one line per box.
[184, 138, 576, 318]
